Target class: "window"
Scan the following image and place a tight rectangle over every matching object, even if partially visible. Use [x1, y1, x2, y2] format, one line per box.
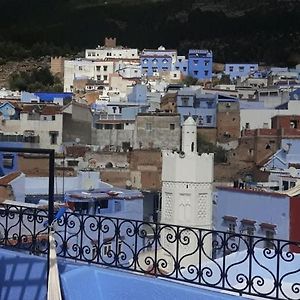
[183, 67, 187, 72]
[145, 123, 152, 131]
[103, 242, 112, 256]
[290, 120, 298, 128]
[49, 131, 58, 145]
[103, 75, 108, 81]
[193, 71, 198, 76]
[103, 66, 108, 71]
[52, 115, 55, 121]
[270, 92, 278, 96]
[229, 66, 234, 72]
[153, 59, 158, 65]
[97, 75, 101, 81]
[204, 60, 210, 66]
[283, 180, 289, 190]
[67, 160, 79, 167]
[143, 59, 148, 64]
[112, 107, 117, 113]
[206, 115, 212, 124]
[43, 116, 47, 120]
[78, 66, 83, 71]
[99, 199, 108, 209]
[193, 60, 198, 65]
[104, 124, 113, 130]
[115, 124, 124, 130]
[228, 223, 236, 234]
[245, 123, 250, 129]
[260, 92, 268, 97]
[170, 123, 175, 130]
[265, 230, 274, 249]
[96, 124, 103, 129]
[181, 97, 189, 106]
[239, 66, 245, 72]
[115, 201, 121, 212]
[207, 101, 213, 108]
[96, 66, 101, 71]
[204, 70, 209, 76]
[2, 154, 14, 169]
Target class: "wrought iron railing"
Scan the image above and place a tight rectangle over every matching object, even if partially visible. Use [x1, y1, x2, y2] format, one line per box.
[0, 203, 299, 300]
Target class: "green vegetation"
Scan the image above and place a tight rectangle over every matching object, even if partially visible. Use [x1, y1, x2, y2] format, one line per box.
[182, 76, 198, 86]
[9, 68, 63, 92]
[197, 134, 228, 163]
[0, 0, 299, 65]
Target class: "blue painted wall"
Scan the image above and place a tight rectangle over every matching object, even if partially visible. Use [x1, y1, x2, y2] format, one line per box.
[127, 84, 147, 104]
[140, 55, 172, 76]
[224, 64, 259, 79]
[188, 50, 213, 80]
[0, 142, 24, 176]
[173, 57, 188, 76]
[176, 89, 217, 127]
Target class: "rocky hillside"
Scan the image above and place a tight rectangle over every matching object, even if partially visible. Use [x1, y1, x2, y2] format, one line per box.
[0, 0, 299, 64]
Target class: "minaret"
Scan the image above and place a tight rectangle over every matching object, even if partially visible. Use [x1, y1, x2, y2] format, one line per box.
[161, 116, 214, 268]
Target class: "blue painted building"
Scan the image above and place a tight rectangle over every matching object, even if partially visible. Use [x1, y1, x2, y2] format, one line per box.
[21, 91, 72, 104]
[127, 84, 147, 104]
[188, 50, 213, 80]
[173, 56, 188, 76]
[224, 63, 259, 79]
[0, 142, 24, 176]
[140, 55, 172, 77]
[176, 88, 240, 128]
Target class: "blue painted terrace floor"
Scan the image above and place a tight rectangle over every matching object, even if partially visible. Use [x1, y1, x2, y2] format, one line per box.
[0, 248, 244, 300]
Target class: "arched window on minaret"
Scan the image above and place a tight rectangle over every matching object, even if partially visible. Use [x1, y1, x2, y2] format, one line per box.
[191, 142, 194, 152]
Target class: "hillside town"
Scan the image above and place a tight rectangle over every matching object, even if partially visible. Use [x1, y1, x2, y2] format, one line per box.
[1, 37, 300, 299]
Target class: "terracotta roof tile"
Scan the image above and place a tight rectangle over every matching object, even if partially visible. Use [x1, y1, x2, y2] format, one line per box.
[0, 171, 22, 186]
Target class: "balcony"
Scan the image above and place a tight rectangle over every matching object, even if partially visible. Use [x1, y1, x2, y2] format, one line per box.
[0, 202, 299, 300]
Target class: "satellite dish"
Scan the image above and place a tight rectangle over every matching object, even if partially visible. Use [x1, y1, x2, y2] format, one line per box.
[282, 144, 289, 152]
[288, 167, 298, 178]
[126, 180, 132, 189]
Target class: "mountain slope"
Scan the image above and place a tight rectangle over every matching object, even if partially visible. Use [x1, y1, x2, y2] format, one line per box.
[0, 0, 299, 65]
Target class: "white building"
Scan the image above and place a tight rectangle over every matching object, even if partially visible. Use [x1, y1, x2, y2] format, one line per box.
[64, 59, 114, 92]
[161, 117, 214, 267]
[85, 47, 139, 60]
[240, 101, 300, 130]
[0, 102, 63, 151]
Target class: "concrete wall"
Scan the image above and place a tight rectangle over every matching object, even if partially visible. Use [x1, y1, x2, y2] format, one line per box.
[217, 101, 240, 142]
[92, 128, 135, 151]
[63, 114, 92, 145]
[134, 114, 180, 150]
[2, 114, 63, 151]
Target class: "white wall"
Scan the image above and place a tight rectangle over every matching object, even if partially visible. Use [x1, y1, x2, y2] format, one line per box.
[240, 101, 300, 130]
